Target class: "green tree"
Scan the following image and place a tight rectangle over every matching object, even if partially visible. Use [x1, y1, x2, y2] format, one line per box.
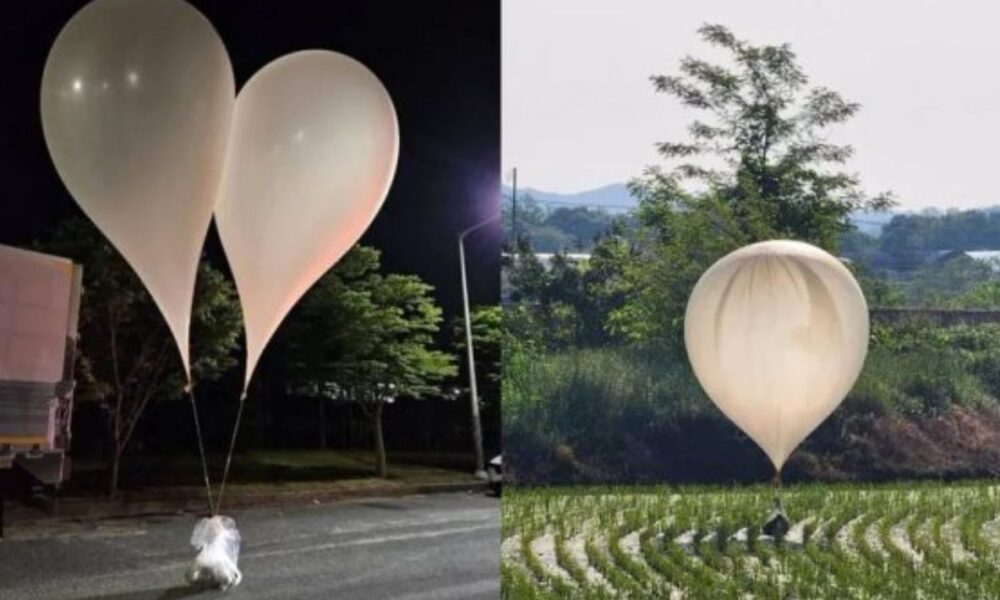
[39, 217, 241, 495]
[502, 193, 563, 250]
[903, 256, 995, 306]
[950, 280, 1000, 309]
[452, 305, 502, 455]
[452, 305, 502, 384]
[853, 263, 906, 307]
[644, 23, 892, 246]
[285, 245, 456, 477]
[544, 207, 615, 250]
[618, 24, 892, 347]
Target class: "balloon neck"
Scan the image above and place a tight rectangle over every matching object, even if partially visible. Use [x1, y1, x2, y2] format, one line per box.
[183, 380, 193, 394]
[771, 469, 782, 488]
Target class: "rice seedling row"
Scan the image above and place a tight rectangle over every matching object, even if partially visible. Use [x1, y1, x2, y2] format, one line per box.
[502, 482, 1000, 599]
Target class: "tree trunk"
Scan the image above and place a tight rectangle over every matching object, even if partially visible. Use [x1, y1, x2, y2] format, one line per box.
[372, 404, 387, 478]
[107, 390, 122, 498]
[319, 398, 327, 449]
[108, 447, 122, 497]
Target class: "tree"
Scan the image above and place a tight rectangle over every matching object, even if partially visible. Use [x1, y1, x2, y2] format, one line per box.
[645, 23, 893, 246]
[949, 280, 1000, 309]
[452, 305, 501, 384]
[853, 263, 906, 307]
[616, 24, 893, 348]
[39, 217, 241, 495]
[544, 207, 616, 251]
[906, 256, 998, 307]
[502, 193, 548, 247]
[285, 245, 456, 477]
[452, 305, 502, 455]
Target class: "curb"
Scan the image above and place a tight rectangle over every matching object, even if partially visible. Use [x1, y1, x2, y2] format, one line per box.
[4, 480, 489, 526]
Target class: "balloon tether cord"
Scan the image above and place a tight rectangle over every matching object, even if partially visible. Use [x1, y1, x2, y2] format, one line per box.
[215, 387, 248, 515]
[772, 469, 783, 505]
[186, 379, 216, 516]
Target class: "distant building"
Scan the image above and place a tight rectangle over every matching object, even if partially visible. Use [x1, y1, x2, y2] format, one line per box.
[933, 249, 1000, 271]
[530, 253, 591, 267]
[501, 252, 591, 269]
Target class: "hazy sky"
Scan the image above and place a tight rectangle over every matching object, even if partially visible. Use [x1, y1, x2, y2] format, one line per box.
[503, 0, 1000, 209]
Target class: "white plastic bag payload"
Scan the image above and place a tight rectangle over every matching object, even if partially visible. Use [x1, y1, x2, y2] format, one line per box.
[186, 516, 242, 590]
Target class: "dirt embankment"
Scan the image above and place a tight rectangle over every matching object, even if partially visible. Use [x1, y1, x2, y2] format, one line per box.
[796, 405, 1000, 481]
[507, 406, 1000, 485]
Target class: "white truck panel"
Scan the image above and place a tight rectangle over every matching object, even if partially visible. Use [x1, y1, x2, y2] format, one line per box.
[0, 245, 74, 383]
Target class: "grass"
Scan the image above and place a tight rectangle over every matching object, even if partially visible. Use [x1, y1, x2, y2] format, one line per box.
[502, 480, 1000, 598]
[67, 449, 476, 494]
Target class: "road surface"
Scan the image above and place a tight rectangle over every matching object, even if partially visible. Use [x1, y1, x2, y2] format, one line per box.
[0, 492, 499, 599]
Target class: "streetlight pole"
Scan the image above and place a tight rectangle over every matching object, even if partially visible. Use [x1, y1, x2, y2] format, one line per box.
[458, 214, 499, 477]
[511, 167, 518, 245]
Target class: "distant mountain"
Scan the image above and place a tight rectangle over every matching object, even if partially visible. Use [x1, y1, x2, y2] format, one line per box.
[499, 183, 1000, 237]
[502, 183, 635, 213]
[849, 211, 896, 236]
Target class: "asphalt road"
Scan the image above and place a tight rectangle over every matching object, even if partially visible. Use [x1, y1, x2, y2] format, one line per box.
[0, 492, 499, 600]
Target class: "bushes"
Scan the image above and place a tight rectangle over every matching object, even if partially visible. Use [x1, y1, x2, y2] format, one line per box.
[505, 323, 1000, 484]
[849, 346, 990, 416]
[503, 345, 720, 483]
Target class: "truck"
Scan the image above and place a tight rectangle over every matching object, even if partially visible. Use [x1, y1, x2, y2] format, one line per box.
[0, 243, 82, 532]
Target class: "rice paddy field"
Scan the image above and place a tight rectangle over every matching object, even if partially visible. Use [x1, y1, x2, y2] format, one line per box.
[501, 481, 1000, 599]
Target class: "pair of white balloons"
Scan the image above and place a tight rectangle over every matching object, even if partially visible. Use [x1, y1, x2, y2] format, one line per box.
[40, 0, 399, 389]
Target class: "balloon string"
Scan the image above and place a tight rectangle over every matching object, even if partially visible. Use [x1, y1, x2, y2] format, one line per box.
[186, 379, 216, 516]
[215, 386, 248, 515]
[772, 468, 783, 507]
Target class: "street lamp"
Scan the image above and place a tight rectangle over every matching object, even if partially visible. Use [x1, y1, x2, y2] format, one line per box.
[458, 214, 499, 478]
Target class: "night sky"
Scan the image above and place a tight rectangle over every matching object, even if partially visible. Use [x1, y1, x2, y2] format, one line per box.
[0, 0, 501, 322]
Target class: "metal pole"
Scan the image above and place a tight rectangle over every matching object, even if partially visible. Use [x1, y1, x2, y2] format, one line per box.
[511, 167, 518, 245]
[459, 233, 486, 477]
[0, 470, 6, 539]
[458, 215, 499, 477]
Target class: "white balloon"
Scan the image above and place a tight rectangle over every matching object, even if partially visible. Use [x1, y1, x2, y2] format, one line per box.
[684, 240, 869, 471]
[40, 0, 235, 377]
[214, 50, 399, 388]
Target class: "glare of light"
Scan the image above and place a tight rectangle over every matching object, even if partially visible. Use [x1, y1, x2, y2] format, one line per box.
[127, 71, 139, 87]
[294, 129, 305, 143]
[71, 78, 83, 93]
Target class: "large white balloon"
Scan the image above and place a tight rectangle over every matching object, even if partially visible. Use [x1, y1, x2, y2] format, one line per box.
[40, 0, 235, 377]
[215, 50, 399, 388]
[684, 240, 869, 471]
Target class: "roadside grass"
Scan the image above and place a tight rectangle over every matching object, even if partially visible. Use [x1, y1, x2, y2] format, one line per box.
[67, 449, 477, 494]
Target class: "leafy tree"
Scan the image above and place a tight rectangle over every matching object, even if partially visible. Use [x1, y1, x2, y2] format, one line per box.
[452, 305, 502, 455]
[545, 207, 615, 250]
[868, 210, 1000, 273]
[452, 305, 501, 384]
[617, 24, 892, 347]
[905, 257, 999, 307]
[285, 245, 456, 477]
[502, 193, 551, 248]
[39, 217, 241, 495]
[585, 225, 639, 341]
[950, 280, 1000, 309]
[506, 241, 549, 305]
[501, 191, 624, 253]
[505, 245, 590, 349]
[644, 23, 892, 245]
[853, 263, 906, 307]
